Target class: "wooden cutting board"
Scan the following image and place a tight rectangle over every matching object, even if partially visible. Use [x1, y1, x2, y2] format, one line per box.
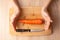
[9, 0, 52, 36]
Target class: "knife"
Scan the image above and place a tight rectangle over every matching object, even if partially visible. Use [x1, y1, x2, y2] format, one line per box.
[16, 29, 44, 32]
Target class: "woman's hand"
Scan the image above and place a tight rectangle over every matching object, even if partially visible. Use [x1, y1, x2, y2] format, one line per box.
[42, 9, 52, 30]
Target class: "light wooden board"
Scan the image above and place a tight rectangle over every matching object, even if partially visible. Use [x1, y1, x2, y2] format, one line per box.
[9, 0, 52, 36]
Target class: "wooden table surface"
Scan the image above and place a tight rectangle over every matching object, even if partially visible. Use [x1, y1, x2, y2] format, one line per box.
[0, 0, 60, 40]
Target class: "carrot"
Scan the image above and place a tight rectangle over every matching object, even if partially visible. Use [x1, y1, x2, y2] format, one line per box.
[18, 19, 44, 24]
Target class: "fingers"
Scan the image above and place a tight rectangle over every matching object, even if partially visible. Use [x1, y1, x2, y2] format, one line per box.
[44, 21, 50, 30]
[41, 8, 52, 30]
[9, 0, 20, 30]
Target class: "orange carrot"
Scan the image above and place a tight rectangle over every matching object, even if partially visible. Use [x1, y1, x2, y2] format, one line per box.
[18, 19, 44, 24]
